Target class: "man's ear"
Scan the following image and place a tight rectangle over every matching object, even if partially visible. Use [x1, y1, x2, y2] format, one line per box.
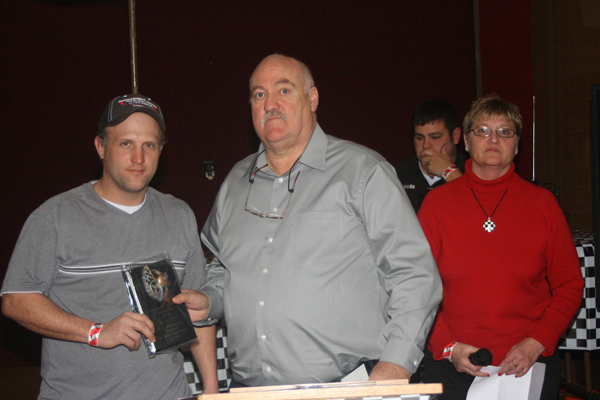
[309, 87, 319, 112]
[94, 136, 105, 160]
[452, 127, 461, 145]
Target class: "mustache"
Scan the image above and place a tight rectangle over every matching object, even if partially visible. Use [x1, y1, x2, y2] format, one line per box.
[261, 110, 288, 126]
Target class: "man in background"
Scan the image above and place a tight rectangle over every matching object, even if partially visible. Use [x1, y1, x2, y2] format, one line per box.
[395, 99, 466, 213]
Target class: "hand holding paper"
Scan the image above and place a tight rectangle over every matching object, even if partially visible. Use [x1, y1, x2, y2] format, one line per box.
[466, 363, 546, 400]
[498, 338, 545, 377]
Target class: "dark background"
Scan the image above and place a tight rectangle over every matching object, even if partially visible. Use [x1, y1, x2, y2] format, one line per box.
[0, 0, 532, 367]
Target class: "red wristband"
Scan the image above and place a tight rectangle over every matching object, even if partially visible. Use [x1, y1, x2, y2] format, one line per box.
[443, 341, 457, 361]
[88, 323, 103, 347]
[442, 165, 458, 181]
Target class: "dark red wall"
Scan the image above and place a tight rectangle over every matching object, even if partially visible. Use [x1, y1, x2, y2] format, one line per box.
[479, 0, 534, 179]
[0, 0, 530, 367]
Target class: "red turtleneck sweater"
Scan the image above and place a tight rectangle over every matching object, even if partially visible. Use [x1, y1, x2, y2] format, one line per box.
[418, 159, 583, 365]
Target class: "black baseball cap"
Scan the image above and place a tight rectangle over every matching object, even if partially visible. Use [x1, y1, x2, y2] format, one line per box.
[98, 94, 166, 135]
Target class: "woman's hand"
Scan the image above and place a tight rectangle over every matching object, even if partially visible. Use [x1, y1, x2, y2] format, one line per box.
[498, 338, 545, 377]
[451, 342, 490, 377]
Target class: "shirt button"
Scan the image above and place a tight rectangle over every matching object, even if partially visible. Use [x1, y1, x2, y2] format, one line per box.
[272, 207, 278, 213]
[266, 366, 272, 372]
[259, 301, 264, 306]
[261, 335, 267, 340]
[413, 360, 418, 366]
[263, 268, 268, 274]
[277, 178, 283, 183]
[267, 237, 273, 243]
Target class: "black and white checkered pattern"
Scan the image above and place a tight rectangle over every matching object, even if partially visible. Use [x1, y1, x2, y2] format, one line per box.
[559, 232, 598, 351]
[182, 321, 232, 394]
[483, 218, 495, 232]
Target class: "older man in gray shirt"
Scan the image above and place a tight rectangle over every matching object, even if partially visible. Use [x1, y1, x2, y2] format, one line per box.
[187, 54, 442, 387]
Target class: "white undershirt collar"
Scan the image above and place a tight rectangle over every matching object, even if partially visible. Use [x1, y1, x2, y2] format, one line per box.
[102, 194, 147, 214]
[418, 161, 442, 186]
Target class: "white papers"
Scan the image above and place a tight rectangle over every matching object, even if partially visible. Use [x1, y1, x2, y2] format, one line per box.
[466, 363, 546, 400]
[341, 364, 369, 382]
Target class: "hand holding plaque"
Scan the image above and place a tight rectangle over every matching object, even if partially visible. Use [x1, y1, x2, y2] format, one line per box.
[122, 253, 198, 357]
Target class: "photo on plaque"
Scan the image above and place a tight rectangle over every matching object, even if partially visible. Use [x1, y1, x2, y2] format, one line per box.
[122, 253, 198, 358]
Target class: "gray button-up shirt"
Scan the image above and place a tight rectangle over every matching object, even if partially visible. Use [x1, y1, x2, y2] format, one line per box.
[200, 124, 442, 386]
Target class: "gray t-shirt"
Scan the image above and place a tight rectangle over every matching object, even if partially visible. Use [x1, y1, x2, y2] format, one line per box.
[2, 183, 206, 400]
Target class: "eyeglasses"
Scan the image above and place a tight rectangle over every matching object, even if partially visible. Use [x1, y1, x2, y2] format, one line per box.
[244, 163, 300, 219]
[470, 127, 517, 138]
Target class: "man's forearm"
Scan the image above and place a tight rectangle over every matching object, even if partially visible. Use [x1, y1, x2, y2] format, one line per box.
[2, 292, 92, 343]
[368, 361, 411, 381]
[192, 324, 219, 394]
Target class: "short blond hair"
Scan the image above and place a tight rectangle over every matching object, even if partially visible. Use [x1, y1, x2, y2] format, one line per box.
[463, 94, 523, 137]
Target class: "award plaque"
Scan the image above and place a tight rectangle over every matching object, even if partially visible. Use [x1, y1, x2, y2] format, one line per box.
[122, 253, 198, 357]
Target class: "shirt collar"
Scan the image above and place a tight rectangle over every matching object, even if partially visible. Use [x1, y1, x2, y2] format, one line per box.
[241, 123, 327, 181]
[418, 161, 442, 186]
[300, 123, 327, 172]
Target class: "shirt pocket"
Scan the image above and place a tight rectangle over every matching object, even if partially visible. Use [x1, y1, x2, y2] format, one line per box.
[292, 211, 342, 271]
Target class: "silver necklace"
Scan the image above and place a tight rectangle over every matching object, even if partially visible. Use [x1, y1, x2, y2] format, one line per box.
[470, 189, 508, 233]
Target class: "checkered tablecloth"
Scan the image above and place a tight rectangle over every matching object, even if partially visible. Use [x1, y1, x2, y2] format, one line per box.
[560, 231, 598, 351]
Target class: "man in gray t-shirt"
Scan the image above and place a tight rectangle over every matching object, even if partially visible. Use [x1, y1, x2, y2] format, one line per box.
[1, 94, 218, 399]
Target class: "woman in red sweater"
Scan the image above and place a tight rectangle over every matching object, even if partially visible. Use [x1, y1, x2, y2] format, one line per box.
[418, 94, 583, 400]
